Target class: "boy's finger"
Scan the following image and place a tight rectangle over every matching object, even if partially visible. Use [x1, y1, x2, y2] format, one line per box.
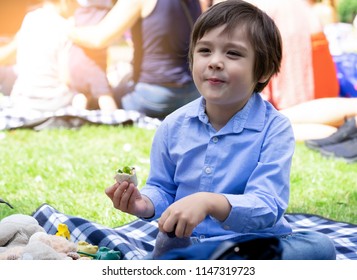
[174, 219, 188, 238]
[120, 184, 135, 210]
[114, 181, 129, 197]
[105, 184, 118, 198]
[112, 181, 129, 208]
[158, 211, 168, 231]
[128, 185, 141, 205]
[159, 211, 178, 234]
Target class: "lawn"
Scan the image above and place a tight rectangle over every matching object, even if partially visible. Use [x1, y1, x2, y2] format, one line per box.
[0, 124, 356, 227]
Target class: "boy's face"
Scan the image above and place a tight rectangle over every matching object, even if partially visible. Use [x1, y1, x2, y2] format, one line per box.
[192, 24, 261, 111]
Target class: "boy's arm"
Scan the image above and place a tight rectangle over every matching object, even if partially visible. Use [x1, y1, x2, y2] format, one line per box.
[220, 116, 295, 233]
[204, 192, 232, 221]
[140, 122, 178, 220]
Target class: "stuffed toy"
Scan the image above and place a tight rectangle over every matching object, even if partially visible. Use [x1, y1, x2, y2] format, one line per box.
[22, 232, 78, 260]
[0, 214, 79, 260]
[0, 214, 45, 250]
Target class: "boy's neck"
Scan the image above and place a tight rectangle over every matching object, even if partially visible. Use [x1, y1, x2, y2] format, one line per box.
[205, 103, 242, 131]
[204, 93, 253, 131]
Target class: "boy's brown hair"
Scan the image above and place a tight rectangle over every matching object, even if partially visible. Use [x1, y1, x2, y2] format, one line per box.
[188, 0, 282, 93]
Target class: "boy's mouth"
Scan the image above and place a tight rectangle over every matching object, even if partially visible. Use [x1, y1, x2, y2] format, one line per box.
[207, 77, 225, 85]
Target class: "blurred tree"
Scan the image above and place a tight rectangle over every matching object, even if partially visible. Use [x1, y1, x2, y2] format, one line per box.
[337, 0, 357, 23]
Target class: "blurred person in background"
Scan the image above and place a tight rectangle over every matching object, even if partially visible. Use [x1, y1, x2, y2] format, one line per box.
[0, 0, 80, 112]
[0, 0, 36, 97]
[68, 0, 118, 112]
[280, 97, 357, 141]
[199, 0, 213, 11]
[249, 0, 341, 142]
[69, 0, 202, 119]
[246, 0, 317, 109]
[0, 38, 17, 96]
[308, 0, 338, 27]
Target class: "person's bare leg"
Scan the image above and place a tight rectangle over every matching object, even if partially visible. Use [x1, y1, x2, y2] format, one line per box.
[280, 98, 357, 127]
[291, 123, 337, 142]
[72, 93, 88, 110]
[98, 94, 118, 112]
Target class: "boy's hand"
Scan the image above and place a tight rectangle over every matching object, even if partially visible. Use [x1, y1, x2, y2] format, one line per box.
[158, 192, 231, 238]
[105, 181, 154, 218]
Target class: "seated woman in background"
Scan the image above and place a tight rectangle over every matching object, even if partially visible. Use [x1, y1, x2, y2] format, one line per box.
[68, 0, 118, 112]
[69, 0, 202, 119]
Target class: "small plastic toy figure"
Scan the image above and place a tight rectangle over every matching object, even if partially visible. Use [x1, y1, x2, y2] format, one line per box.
[55, 223, 70, 240]
[77, 247, 122, 260]
[77, 240, 98, 256]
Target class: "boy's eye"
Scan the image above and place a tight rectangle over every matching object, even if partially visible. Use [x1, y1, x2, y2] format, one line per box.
[227, 51, 241, 57]
[197, 48, 210, 54]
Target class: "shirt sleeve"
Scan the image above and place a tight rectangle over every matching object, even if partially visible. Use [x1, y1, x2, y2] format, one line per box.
[140, 121, 177, 220]
[218, 115, 295, 233]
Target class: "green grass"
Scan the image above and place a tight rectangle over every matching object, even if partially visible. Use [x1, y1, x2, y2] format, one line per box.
[0, 125, 356, 227]
[289, 144, 357, 223]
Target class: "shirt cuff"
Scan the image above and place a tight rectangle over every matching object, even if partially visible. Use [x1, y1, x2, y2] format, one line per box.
[215, 194, 255, 233]
[140, 185, 171, 221]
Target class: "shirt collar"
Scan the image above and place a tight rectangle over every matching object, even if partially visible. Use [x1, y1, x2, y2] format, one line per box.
[186, 94, 267, 133]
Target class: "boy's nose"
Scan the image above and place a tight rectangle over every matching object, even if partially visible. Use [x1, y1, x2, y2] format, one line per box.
[208, 57, 224, 70]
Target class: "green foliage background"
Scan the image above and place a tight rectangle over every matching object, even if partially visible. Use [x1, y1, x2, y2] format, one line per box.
[338, 0, 357, 23]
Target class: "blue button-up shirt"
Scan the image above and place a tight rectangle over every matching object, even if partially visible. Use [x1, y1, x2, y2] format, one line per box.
[141, 93, 295, 242]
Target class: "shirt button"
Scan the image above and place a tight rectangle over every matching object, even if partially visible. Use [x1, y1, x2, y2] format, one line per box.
[199, 235, 205, 239]
[212, 137, 218, 143]
[205, 167, 212, 174]
[224, 225, 230, 230]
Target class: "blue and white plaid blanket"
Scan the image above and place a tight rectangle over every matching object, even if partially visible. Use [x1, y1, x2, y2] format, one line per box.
[32, 204, 357, 260]
[0, 106, 161, 130]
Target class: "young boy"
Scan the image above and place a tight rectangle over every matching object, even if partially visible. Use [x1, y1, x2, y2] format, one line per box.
[105, 0, 336, 259]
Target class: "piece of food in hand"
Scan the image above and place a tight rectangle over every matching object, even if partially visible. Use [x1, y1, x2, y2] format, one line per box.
[115, 166, 138, 185]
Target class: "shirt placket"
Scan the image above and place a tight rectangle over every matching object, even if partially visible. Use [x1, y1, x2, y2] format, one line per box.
[199, 133, 221, 192]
